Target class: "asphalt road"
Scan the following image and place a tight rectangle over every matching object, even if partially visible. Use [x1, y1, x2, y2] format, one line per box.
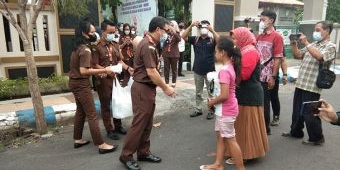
[1, 76, 340, 170]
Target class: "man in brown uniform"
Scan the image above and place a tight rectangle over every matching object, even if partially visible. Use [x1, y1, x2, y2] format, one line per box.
[92, 20, 133, 140]
[119, 16, 176, 170]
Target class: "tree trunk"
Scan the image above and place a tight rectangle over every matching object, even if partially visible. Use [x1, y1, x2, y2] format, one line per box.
[23, 42, 47, 134]
[183, 0, 190, 23]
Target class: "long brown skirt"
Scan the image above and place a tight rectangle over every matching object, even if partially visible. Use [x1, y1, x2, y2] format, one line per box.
[225, 106, 269, 159]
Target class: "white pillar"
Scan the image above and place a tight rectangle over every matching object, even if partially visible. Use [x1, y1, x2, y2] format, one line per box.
[299, 0, 328, 42]
[302, 0, 328, 22]
[234, 0, 259, 32]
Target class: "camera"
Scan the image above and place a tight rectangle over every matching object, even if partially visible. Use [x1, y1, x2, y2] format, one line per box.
[198, 24, 208, 28]
[289, 33, 301, 41]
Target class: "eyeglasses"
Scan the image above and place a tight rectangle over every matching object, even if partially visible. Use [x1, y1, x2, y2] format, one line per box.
[160, 27, 170, 34]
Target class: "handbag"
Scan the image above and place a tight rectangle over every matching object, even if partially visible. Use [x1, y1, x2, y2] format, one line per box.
[111, 77, 133, 119]
[316, 59, 336, 89]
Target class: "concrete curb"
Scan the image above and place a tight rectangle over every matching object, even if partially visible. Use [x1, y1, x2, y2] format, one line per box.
[0, 100, 102, 130]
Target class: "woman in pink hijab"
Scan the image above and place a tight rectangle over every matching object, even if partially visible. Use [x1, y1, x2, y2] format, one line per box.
[225, 27, 269, 164]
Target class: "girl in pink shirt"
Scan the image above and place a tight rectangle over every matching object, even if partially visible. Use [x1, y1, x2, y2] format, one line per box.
[200, 36, 244, 170]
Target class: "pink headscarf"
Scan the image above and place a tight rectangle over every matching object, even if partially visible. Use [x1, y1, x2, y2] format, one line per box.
[231, 27, 256, 50]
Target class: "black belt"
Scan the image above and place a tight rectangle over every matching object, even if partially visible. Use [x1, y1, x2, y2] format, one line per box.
[135, 81, 157, 88]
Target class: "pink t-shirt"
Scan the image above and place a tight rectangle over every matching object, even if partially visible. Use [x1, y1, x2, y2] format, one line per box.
[215, 64, 238, 117]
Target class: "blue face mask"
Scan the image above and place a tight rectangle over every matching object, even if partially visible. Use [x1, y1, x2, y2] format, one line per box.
[160, 33, 168, 44]
[106, 33, 115, 42]
[313, 31, 323, 42]
[159, 33, 168, 48]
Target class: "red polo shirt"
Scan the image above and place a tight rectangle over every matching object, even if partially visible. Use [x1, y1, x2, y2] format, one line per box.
[256, 27, 283, 82]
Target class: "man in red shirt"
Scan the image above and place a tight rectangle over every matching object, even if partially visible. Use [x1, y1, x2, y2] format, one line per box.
[256, 10, 284, 135]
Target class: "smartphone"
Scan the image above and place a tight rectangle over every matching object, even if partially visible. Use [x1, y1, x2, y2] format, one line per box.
[300, 101, 322, 116]
[289, 33, 301, 41]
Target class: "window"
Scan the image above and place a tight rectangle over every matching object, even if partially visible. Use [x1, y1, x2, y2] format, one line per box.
[3, 16, 13, 52]
[32, 23, 39, 51]
[17, 14, 24, 51]
[214, 4, 234, 32]
[43, 15, 50, 51]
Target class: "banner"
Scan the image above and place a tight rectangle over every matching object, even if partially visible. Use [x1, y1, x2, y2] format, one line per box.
[276, 28, 292, 45]
[116, 0, 158, 36]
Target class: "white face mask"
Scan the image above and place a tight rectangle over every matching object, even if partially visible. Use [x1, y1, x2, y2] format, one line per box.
[131, 30, 136, 35]
[200, 28, 209, 35]
[259, 21, 266, 33]
[124, 30, 130, 35]
[313, 31, 323, 42]
[106, 33, 115, 42]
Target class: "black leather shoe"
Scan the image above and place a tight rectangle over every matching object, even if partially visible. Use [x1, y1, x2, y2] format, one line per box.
[302, 138, 325, 146]
[190, 111, 203, 117]
[178, 73, 185, 77]
[98, 144, 118, 154]
[116, 126, 127, 135]
[119, 157, 141, 170]
[74, 141, 90, 148]
[107, 130, 120, 140]
[137, 154, 162, 163]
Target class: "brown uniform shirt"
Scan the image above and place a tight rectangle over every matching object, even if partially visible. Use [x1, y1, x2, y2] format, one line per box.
[92, 39, 122, 67]
[69, 45, 92, 79]
[161, 32, 181, 58]
[133, 34, 159, 84]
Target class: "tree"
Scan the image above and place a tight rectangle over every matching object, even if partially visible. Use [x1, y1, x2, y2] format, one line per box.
[158, 0, 192, 24]
[0, 0, 92, 134]
[100, 0, 122, 22]
[326, 0, 340, 23]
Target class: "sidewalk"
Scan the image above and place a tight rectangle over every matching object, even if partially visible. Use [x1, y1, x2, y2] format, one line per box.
[1, 58, 339, 130]
[0, 72, 197, 130]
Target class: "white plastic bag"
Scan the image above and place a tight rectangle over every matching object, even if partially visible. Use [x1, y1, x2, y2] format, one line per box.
[109, 63, 123, 74]
[111, 78, 133, 119]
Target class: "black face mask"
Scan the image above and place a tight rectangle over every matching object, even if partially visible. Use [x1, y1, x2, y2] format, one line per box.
[179, 25, 184, 29]
[87, 33, 97, 42]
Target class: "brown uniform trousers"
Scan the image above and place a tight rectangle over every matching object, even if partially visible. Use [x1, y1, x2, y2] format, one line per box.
[69, 78, 104, 145]
[120, 82, 156, 160]
[163, 57, 179, 84]
[96, 76, 122, 132]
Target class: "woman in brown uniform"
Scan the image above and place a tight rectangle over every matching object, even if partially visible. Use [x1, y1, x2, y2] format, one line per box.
[68, 19, 118, 154]
[161, 20, 181, 87]
[119, 23, 135, 87]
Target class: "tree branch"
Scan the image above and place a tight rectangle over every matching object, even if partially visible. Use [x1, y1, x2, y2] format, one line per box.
[29, 0, 44, 26]
[0, 1, 28, 43]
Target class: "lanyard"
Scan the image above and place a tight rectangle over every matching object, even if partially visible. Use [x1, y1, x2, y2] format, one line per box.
[105, 44, 113, 64]
[167, 35, 174, 52]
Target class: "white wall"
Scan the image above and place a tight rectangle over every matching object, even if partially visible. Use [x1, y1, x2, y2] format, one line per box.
[190, 0, 215, 65]
[331, 23, 340, 57]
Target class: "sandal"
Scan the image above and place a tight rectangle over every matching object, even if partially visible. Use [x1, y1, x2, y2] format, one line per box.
[225, 158, 235, 165]
[199, 165, 223, 170]
[225, 158, 247, 165]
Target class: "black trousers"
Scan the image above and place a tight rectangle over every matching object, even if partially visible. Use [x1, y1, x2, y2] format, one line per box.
[178, 52, 184, 75]
[269, 78, 280, 118]
[261, 82, 271, 133]
[290, 88, 323, 141]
